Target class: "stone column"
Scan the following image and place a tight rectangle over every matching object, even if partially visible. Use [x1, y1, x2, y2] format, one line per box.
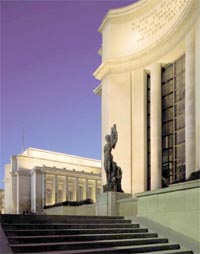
[195, 16, 200, 170]
[185, 29, 196, 178]
[41, 169, 46, 209]
[94, 179, 98, 202]
[65, 176, 68, 201]
[31, 169, 42, 213]
[85, 178, 88, 199]
[150, 63, 162, 190]
[16, 172, 20, 214]
[36, 170, 42, 213]
[54, 175, 58, 204]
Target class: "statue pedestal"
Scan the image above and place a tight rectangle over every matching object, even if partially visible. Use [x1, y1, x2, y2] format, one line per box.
[103, 184, 123, 192]
[96, 192, 132, 216]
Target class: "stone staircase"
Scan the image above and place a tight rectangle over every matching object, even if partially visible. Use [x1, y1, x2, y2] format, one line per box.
[0, 214, 193, 254]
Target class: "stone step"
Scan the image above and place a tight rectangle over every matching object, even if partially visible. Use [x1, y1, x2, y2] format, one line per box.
[17, 243, 181, 254]
[10, 238, 169, 253]
[7, 232, 158, 244]
[2, 218, 131, 224]
[145, 250, 193, 254]
[5, 227, 149, 236]
[0, 214, 124, 222]
[1, 215, 194, 254]
[2, 223, 139, 230]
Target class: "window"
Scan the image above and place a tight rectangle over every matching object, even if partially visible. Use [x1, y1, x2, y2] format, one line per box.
[88, 186, 92, 199]
[57, 182, 64, 203]
[79, 185, 83, 201]
[68, 184, 74, 201]
[46, 181, 53, 205]
[147, 74, 151, 190]
[147, 55, 185, 188]
[161, 55, 185, 185]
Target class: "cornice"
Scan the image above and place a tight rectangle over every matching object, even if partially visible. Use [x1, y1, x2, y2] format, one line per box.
[94, 0, 200, 80]
[98, 0, 149, 32]
[32, 166, 101, 180]
[22, 147, 101, 165]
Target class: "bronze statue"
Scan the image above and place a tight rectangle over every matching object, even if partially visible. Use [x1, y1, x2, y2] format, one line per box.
[103, 124, 123, 193]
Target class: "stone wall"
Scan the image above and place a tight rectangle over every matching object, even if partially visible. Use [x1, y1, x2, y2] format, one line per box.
[136, 180, 200, 242]
[118, 197, 137, 219]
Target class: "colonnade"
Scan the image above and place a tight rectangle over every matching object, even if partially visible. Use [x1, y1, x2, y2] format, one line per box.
[30, 169, 101, 213]
[43, 174, 100, 206]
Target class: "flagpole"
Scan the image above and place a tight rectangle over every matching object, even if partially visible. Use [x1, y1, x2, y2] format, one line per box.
[22, 127, 24, 153]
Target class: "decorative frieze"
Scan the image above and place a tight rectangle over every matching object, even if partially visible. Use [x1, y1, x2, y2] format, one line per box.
[131, 0, 190, 44]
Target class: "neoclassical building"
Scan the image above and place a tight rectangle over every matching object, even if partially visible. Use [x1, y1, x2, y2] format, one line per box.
[4, 148, 101, 214]
[94, 0, 200, 195]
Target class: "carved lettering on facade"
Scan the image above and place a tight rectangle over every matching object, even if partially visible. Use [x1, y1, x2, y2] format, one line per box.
[131, 0, 189, 43]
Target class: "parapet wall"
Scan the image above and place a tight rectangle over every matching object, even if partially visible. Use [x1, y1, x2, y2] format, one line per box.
[45, 204, 96, 216]
[136, 180, 200, 242]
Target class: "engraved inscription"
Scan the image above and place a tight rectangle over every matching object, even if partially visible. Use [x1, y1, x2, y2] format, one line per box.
[131, 0, 189, 43]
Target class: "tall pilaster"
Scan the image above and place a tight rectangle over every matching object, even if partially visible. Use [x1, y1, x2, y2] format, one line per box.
[150, 63, 162, 190]
[131, 69, 147, 194]
[195, 16, 200, 169]
[185, 29, 196, 178]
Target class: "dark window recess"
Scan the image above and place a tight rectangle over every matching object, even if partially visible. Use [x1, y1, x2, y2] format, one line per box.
[147, 74, 151, 191]
[161, 55, 185, 186]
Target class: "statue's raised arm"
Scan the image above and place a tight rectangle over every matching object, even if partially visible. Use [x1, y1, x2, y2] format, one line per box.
[111, 124, 118, 149]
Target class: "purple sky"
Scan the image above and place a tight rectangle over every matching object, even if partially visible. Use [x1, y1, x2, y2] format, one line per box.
[1, 0, 136, 189]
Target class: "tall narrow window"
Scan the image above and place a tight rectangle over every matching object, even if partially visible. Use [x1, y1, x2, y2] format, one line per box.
[174, 56, 185, 182]
[161, 55, 185, 185]
[162, 63, 174, 186]
[147, 74, 151, 190]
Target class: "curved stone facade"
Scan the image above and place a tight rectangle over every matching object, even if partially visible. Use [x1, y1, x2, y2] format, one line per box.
[94, 0, 200, 195]
[94, 0, 200, 78]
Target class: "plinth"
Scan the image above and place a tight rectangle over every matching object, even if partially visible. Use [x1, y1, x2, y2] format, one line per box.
[96, 192, 132, 216]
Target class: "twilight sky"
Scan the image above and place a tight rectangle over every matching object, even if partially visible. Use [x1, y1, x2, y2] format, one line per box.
[1, 0, 136, 189]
